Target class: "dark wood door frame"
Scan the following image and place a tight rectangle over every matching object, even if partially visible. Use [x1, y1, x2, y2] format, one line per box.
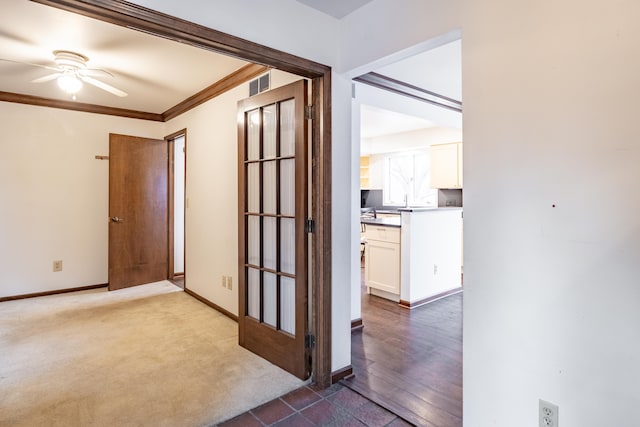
[34, 0, 333, 388]
[166, 128, 187, 284]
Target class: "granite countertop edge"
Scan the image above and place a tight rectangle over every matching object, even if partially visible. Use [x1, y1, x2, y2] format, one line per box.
[398, 207, 463, 212]
[360, 217, 401, 228]
[361, 208, 463, 228]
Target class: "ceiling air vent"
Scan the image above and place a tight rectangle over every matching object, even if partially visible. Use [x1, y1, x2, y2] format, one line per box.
[249, 73, 270, 96]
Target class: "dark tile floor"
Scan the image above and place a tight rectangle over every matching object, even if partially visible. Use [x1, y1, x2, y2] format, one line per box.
[216, 383, 414, 427]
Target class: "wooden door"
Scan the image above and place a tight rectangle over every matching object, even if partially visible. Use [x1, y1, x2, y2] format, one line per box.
[238, 80, 310, 379]
[109, 134, 169, 291]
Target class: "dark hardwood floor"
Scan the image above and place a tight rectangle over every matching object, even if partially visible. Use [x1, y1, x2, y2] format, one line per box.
[343, 270, 463, 427]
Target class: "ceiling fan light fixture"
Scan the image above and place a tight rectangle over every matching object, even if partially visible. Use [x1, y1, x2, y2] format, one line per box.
[7, 49, 127, 98]
[53, 50, 88, 70]
[57, 73, 83, 94]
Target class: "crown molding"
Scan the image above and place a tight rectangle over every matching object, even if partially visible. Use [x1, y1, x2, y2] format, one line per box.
[0, 91, 164, 121]
[162, 64, 268, 121]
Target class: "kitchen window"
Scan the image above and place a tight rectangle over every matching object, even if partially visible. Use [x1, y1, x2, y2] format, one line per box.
[383, 151, 436, 207]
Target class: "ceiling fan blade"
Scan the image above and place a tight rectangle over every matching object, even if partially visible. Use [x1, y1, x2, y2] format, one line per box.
[0, 58, 59, 72]
[31, 73, 62, 83]
[81, 76, 128, 97]
[80, 68, 114, 78]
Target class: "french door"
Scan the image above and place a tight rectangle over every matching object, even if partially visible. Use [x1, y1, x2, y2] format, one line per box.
[237, 80, 310, 379]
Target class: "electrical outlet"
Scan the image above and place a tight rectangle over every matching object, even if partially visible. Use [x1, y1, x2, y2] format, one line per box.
[221, 276, 226, 288]
[433, 264, 438, 275]
[227, 276, 232, 290]
[53, 260, 63, 272]
[539, 399, 558, 427]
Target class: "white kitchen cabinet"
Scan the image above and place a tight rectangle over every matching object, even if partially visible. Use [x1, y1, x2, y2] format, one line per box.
[430, 142, 463, 189]
[364, 225, 400, 295]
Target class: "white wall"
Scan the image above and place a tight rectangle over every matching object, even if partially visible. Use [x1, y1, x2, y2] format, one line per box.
[164, 85, 239, 315]
[0, 102, 163, 298]
[461, 0, 640, 425]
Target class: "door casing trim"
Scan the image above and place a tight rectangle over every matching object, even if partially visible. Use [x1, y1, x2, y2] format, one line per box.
[166, 128, 187, 284]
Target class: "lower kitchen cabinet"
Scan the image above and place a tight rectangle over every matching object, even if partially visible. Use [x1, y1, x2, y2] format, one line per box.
[364, 225, 400, 295]
[361, 208, 463, 306]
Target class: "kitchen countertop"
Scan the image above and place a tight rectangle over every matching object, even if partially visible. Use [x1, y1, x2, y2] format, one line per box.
[398, 207, 463, 212]
[373, 209, 401, 215]
[361, 207, 463, 228]
[360, 217, 401, 228]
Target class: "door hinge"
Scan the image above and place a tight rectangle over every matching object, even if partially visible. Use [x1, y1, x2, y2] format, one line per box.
[305, 105, 314, 120]
[305, 218, 315, 234]
[305, 334, 316, 349]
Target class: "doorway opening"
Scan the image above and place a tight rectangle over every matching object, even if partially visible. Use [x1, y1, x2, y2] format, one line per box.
[43, 0, 333, 387]
[167, 130, 187, 289]
[348, 38, 464, 426]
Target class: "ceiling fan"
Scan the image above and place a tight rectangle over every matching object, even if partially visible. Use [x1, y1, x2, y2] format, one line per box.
[0, 50, 127, 98]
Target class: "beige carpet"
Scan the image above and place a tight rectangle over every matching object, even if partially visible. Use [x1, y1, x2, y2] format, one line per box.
[0, 281, 305, 427]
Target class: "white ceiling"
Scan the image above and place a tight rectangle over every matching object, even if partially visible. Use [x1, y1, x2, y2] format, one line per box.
[0, 0, 250, 113]
[375, 40, 462, 102]
[359, 40, 462, 141]
[360, 105, 434, 139]
[295, 0, 374, 19]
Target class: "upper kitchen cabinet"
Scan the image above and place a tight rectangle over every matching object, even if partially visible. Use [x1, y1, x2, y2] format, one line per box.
[430, 142, 463, 189]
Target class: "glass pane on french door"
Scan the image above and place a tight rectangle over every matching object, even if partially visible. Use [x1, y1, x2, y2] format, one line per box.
[244, 101, 296, 335]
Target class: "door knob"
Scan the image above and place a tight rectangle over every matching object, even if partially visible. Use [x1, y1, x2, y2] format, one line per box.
[110, 216, 124, 223]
